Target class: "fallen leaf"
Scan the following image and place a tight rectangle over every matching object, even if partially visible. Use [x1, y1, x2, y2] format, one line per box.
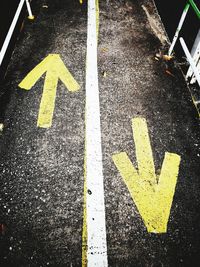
[165, 70, 175, 77]
[163, 54, 173, 61]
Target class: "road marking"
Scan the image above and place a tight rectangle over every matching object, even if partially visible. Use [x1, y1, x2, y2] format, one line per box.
[96, 0, 99, 39]
[19, 54, 80, 128]
[82, 0, 108, 266]
[112, 118, 181, 233]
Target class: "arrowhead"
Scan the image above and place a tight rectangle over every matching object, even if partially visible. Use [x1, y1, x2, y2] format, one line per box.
[18, 54, 80, 92]
[112, 118, 181, 233]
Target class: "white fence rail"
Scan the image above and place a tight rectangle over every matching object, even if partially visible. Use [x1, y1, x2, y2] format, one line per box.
[168, 0, 200, 87]
[0, 0, 34, 66]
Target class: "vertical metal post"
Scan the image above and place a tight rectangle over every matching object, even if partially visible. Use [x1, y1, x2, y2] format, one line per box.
[189, 0, 200, 19]
[0, 0, 25, 66]
[26, 0, 34, 20]
[168, 3, 190, 56]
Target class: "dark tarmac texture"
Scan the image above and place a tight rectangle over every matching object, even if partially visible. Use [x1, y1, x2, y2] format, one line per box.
[0, 0, 200, 266]
[0, 0, 87, 266]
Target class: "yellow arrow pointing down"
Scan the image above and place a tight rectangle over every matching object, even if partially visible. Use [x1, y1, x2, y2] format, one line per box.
[112, 118, 181, 233]
[19, 54, 80, 128]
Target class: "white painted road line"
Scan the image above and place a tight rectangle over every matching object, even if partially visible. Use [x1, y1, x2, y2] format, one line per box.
[85, 0, 108, 266]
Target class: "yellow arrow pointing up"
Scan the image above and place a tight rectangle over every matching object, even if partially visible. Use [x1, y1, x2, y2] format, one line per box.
[112, 118, 181, 233]
[18, 54, 80, 128]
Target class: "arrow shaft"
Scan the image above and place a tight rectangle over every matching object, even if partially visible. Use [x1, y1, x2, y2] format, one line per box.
[132, 118, 156, 181]
[37, 71, 58, 128]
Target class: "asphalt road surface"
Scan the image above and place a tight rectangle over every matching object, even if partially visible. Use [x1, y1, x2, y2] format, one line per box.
[0, 0, 200, 266]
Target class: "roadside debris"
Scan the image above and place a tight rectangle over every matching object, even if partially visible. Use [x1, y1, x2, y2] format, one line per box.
[0, 123, 4, 133]
[155, 51, 174, 61]
[0, 224, 6, 235]
[165, 69, 175, 77]
[101, 47, 109, 53]
[163, 54, 173, 61]
[102, 71, 107, 78]
[154, 50, 176, 77]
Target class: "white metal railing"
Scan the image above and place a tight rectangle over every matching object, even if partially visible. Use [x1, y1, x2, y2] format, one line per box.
[185, 29, 200, 84]
[168, 0, 200, 87]
[0, 0, 34, 66]
[180, 37, 200, 87]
